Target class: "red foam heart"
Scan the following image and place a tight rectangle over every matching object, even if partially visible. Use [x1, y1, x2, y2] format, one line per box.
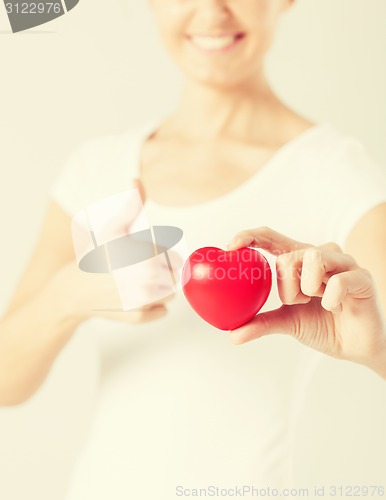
[182, 246, 272, 330]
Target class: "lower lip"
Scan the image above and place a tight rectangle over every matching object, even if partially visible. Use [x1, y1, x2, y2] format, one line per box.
[186, 35, 245, 54]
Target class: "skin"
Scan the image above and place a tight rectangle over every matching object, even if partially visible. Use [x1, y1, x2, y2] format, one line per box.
[0, 0, 385, 406]
[0, 183, 177, 406]
[142, 0, 312, 206]
[145, 0, 386, 379]
[227, 226, 386, 380]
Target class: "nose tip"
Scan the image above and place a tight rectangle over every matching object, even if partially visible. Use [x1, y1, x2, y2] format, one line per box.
[195, 0, 232, 24]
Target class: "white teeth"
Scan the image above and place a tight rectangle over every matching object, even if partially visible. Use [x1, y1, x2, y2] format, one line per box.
[190, 35, 237, 50]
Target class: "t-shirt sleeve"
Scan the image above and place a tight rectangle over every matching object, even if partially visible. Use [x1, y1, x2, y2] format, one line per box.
[50, 139, 92, 216]
[322, 137, 386, 248]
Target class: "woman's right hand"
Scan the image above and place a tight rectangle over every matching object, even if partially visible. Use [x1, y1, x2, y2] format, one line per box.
[51, 254, 180, 324]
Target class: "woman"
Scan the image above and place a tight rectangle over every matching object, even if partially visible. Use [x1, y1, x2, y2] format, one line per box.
[1, 0, 386, 498]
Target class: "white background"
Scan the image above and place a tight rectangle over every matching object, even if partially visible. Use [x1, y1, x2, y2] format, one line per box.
[0, 0, 386, 499]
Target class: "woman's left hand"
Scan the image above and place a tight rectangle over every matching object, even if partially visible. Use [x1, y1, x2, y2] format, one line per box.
[227, 226, 386, 379]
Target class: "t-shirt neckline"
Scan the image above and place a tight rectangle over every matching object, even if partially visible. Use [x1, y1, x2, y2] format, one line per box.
[129, 115, 328, 212]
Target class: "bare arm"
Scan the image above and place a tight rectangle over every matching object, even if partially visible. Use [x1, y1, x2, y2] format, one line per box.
[344, 202, 386, 379]
[227, 217, 386, 380]
[0, 201, 87, 406]
[0, 192, 174, 406]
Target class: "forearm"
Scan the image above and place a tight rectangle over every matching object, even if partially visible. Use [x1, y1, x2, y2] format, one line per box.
[364, 344, 386, 381]
[0, 280, 87, 406]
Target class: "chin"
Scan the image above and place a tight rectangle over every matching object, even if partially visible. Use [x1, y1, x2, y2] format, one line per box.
[185, 67, 248, 90]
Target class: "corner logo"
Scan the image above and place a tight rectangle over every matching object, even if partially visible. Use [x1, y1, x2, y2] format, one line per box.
[4, 0, 79, 33]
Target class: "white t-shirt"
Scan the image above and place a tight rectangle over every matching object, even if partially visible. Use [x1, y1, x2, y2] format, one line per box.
[51, 116, 386, 499]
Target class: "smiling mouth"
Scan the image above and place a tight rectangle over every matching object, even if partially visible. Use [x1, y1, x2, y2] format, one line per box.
[186, 33, 246, 52]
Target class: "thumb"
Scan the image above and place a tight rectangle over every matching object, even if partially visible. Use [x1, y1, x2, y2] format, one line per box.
[229, 305, 295, 344]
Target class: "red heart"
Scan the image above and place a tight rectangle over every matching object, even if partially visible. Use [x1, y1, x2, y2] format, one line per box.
[182, 247, 272, 330]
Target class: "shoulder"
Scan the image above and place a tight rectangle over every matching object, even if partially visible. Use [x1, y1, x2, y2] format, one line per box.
[314, 125, 386, 248]
[304, 123, 361, 158]
[73, 116, 163, 179]
[69, 121, 148, 172]
[319, 123, 386, 187]
[50, 119, 158, 215]
[288, 122, 386, 248]
[299, 123, 385, 183]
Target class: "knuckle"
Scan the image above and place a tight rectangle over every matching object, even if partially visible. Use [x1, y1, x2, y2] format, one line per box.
[303, 247, 322, 265]
[233, 229, 250, 241]
[328, 273, 343, 288]
[324, 241, 343, 253]
[275, 256, 288, 279]
[359, 266, 373, 282]
[237, 226, 271, 240]
[360, 266, 372, 277]
[342, 252, 358, 267]
[276, 252, 292, 266]
[333, 242, 343, 252]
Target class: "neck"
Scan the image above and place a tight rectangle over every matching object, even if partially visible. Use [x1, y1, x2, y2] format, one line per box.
[167, 70, 284, 143]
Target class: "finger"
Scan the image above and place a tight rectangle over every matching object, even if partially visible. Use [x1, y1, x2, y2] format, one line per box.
[301, 248, 357, 298]
[229, 305, 296, 344]
[321, 268, 374, 313]
[318, 241, 344, 254]
[227, 226, 312, 256]
[125, 304, 168, 323]
[139, 307, 168, 323]
[141, 301, 169, 311]
[92, 304, 167, 323]
[276, 250, 311, 305]
[276, 247, 357, 305]
[140, 291, 176, 311]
